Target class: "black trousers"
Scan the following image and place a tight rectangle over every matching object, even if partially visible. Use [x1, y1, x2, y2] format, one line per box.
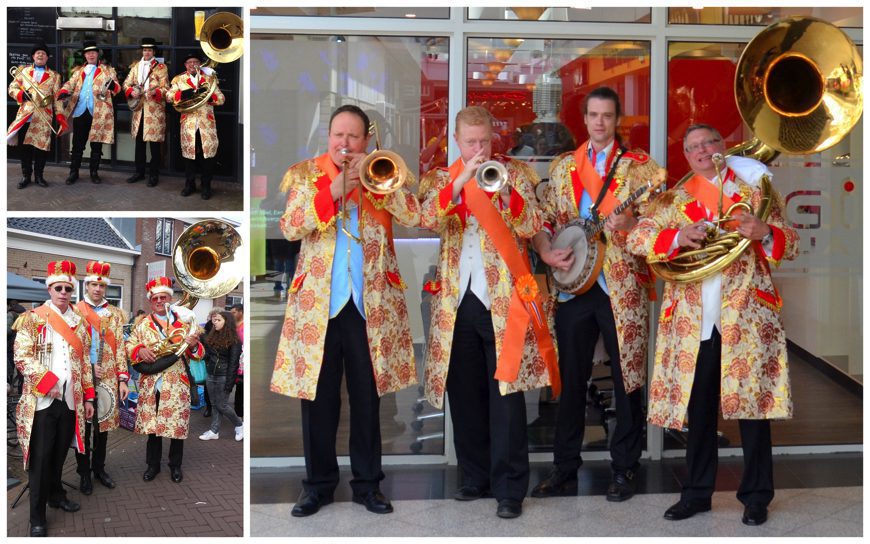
[17, 122, 47, 176]
[28, 399, 75, 526]
[145, 391, 184, 469]
[70, 110, 102, 165]
[183, 131, 214, 182]
[446, 293, 529, 502]
[552, 283, 644, 474]
[133, 119, 161, 176]
[681, 328, 774, 506]
[74, 420, 108, 476]
[301, 303, 383, 497]
[234, 378, 243, 418]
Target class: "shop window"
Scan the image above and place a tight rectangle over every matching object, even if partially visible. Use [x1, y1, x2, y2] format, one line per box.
[251, 7, 449, 19]
[468, 7, 651, 23]
[668, 7, 862, 28]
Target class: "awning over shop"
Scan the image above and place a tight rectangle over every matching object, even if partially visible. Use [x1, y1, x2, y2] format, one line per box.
[7, 271, 47, 302]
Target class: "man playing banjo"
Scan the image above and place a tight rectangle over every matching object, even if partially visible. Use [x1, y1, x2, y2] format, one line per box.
[531, 86, 663, 502]
[74, 261, 130, 496]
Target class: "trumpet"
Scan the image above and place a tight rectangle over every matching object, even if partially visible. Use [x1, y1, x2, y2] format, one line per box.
[97, 71, 118, 102]
[9, 66, 60, 136]
[475, 160, 509, 192]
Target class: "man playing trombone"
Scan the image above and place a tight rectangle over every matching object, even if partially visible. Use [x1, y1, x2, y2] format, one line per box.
[125, 277, 203, 484]
[57, 41, 121, 185]
[7, 41, 63, 189]
[74, 261, 130, 496]
[168, 52, 225, 200]
[272, 105, 420, 517]
[418, 106, 559, 519]
[123, 37, 169, 187]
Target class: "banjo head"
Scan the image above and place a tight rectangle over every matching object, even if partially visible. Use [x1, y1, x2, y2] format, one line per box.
[550, 220, 596, 294]
[95, 381, 117, 424]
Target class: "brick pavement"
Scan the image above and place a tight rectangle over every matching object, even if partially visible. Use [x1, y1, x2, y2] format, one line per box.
[7, 163, 243, 212]
[7, 397, 243, 537]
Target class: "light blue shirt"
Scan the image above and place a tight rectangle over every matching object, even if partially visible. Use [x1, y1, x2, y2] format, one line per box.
[558, 143, 612, 302]
[329, 206, 366, 319]
[86, 300, 110, 368]
[72, 64, 96, 118]
[25, 66, 46, 125]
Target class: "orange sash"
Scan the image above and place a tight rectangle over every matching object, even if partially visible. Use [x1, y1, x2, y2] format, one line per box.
[683, 169, 743, 228]
[76, 301, 117, 357]
[33, 306, 84, 361]
[449, 159, 560, 396]
[315, 153, 394, 242]
[573, 142, 622, 217]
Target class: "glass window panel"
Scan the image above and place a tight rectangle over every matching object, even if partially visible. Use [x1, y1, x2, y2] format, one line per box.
[116, 8, 171, 47]
[468, 7, 651, 23]
[668, 7, 862, 28]
[251, 7, 450, 19]
[59, 7, 113, 17]
[467, 37, 651, 454]
[666, 41, 862, 448]
[250, 33, 449, 459]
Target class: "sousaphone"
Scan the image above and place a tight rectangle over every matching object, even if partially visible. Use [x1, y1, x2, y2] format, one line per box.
[650, 16, 863, 282]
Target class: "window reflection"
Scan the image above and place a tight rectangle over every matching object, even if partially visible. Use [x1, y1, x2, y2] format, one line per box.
[669, 7, 862, 28]
[468, 7, 651, 23]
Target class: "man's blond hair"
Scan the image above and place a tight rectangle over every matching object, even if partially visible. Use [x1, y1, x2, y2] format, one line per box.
[455, 106, 494, 131]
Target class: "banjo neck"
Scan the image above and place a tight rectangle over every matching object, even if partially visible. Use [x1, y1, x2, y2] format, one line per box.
[586, 180, 653, 239]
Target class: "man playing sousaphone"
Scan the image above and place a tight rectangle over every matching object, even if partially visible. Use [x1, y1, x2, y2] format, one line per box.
[531, 87, 662, 503]
[74, 261, 130, 496]
[57, 41, 121, 185]
[168, 51, 226, 200]
[7, 41, 64, 189]
[418, 106, 559, 519]
[123, 37, 169, 187]
[126, 276, 203, 484]
[12, 260, 95, 537]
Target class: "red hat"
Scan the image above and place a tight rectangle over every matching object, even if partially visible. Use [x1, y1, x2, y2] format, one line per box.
[84, 260, 112, 285]
[146, 276, 174, 299]
[45, 260, 77, 288]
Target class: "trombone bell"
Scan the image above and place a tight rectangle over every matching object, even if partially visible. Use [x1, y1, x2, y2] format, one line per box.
[358, 149, 407, 195]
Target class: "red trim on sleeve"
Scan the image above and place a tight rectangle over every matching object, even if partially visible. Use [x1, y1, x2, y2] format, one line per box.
[130, 344, 144, 362]
[153, 88, 162, 102]
[16, 90, 24, 104]
[313, 184, 338, 224]
[186, 342, 204, 359]
[57, 89, 69, 99]
[508, 189, 525, 219]
[117, 372, 130, 382]
[768, 224, 785, 262]
[125, 87, 134, 98]
[83, 387, 96, 401]
[174, 90, 181, 103]
[653, 228, 681, 260]
[438, 182, 456, 212]
[35, 371, 59, 395]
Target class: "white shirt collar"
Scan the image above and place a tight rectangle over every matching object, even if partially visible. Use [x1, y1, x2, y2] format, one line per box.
[84, 63, 97, 75]
[84, 294, 107, 308]
[588, 139, 614, 159]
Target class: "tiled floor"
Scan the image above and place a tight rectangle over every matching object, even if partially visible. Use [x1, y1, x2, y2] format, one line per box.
[251, 453, 863, 537]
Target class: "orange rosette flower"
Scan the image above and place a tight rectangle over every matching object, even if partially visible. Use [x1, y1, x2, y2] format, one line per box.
[515, 273, 539, 303]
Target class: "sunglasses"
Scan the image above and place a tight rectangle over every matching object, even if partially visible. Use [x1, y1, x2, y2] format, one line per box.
[53, 285, 74, 293]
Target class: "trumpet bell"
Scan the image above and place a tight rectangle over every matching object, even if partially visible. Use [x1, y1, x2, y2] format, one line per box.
[199, 12, 244, 64]
[172, 220, 244, 303]
[475, 160, 509, 192]
[359, 149, 407, 195]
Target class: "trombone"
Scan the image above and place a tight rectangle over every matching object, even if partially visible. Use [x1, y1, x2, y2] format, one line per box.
[9, 66, 61, 136]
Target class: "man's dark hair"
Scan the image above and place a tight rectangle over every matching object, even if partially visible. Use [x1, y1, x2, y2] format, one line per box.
[230, 303, 244, 313]
[584, 86, 622, 118]
[329, 105, 371, 135]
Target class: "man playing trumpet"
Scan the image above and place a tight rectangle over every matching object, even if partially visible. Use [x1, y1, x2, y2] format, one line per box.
[74, 261, 130, 496]
[126, 277, 203, 484]
[168, 52, 225, 200]
[7, 41, 64, 189]
[123, 37, 169, 187]
[57, 41, 121, 185]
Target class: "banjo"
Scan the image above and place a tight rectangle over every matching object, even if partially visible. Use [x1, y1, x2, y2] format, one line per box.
[93, 324, 117, 425]
[550, 168, 666, 295]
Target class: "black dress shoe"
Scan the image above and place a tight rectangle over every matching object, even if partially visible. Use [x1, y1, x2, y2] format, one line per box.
[30, 524, 47, 537]
[496, 499, 523, 519]
[606, 470, 637, 502]
[79, 473, 93, 495]
[663, 499, 712, 521]
[352, 490, 393, 514]
[147, 175, 158, 187]
[94, 470, 116, 489]
[127, 172, 145, 183]
[34, 175, 48, 187]
[90, 173, 102, 184]
[291, 490, 333, 517]
[170, 467, 183, 483]
[454, 485, 490, 501]
[742, 504, 768, 526]
[65, 172, 78, 185]
[531, 468, 578, 498]
[48, 498, 80, 512]
[17, 177, 30, 189]
[143, 466, 160, 481]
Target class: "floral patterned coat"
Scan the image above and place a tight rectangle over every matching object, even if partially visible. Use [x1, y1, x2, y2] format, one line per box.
[7, 65, 63, 151]
[627, 163, 798, 429]
[540, 149, 662, 394]
[418, 156, 552, 409]
[271, 157, 421, 400]
[126, 311, 204, 439]
[12, 305, 94, 469]
[76, 301, 130, 433]
[168, 72, 225, 159]
[59, 64, 121, 144]
[123, 59, 169, 142]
